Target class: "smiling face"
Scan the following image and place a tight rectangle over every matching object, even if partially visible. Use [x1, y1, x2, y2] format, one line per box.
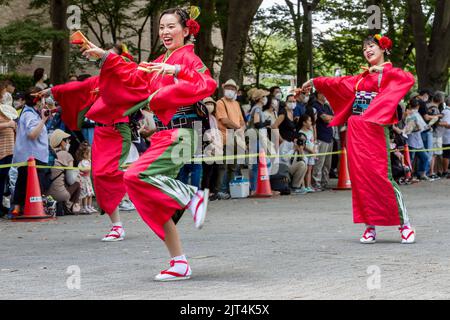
[363, 41, 385, 66]
[159, 13, 190, 52]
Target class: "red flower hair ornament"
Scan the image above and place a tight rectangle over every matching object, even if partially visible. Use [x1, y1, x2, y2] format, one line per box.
[186, 19, 200, 37]
[374, 34, 393, 54]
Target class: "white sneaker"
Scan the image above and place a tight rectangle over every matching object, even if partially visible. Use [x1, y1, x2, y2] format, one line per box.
[119, 200, 135, 211]
[400, 226, 416, 244]
[154, 259, 192, 282]
[360, 227, 376, 244]
[188, 189, 209, 229]
[101, 225, 125, 242]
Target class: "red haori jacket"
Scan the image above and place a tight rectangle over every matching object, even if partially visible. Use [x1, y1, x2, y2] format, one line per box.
[51, 76, 100, 131]
[51, 44, 216, 130]
[98, 43, 217, 126]
[313, 62, 415, 126]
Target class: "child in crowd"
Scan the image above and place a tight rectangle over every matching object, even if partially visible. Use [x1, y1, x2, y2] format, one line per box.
[299, 114, 317, 193]
[76, 142, 97, 214]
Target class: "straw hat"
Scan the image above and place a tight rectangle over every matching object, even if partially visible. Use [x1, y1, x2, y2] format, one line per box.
[251, 89, 270, 102]
[49, 129, 71, 149]
[222, 79, 239, 91]
[203, 97, 216, 105]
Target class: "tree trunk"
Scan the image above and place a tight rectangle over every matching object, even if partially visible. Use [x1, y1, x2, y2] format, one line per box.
[192, 0, 216, 75]
[408, 0, 450, 91]
[50, 0, 69, 85]
[219, 0, 263, 88]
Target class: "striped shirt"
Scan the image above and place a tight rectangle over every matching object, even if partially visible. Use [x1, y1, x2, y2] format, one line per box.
[0, 112, 15, 160]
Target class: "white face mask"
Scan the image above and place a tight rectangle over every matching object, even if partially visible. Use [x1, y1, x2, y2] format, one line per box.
[65, 143, 71, 151]
[13, 101, 22, 109]
[303, 96, 309, 103]
[205, 103, 215, 114]
[43, 74, 48, 81]
[287, 102, 296, 110]
[224, 89, 236, 100]
[272, 99, 279, 108]
[262, 97, 268, 106]
[275, 93, 282, 100]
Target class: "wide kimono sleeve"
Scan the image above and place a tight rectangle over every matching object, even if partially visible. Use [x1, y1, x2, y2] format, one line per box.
[124, 53, 217, 125]
[313, 75, 361, 127]
[362, 68, 415, 125]
[51, 76, 99, 131]
[98, 53, 152, 109]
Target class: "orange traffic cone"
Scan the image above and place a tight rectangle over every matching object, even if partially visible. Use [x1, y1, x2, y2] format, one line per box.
[403, 144, 412, 180]
[333, 147, 352, 190]
[12, 157, 55, 222]
[252, 149, 272, 198]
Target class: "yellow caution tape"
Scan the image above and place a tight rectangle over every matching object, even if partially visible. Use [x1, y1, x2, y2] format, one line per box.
[1, 146, 449, 170]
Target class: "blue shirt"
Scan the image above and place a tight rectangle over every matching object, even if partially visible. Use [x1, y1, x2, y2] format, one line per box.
[294, 102, 306, 118]
[315, 101, 334, 143]
[13, 106, 49, 163]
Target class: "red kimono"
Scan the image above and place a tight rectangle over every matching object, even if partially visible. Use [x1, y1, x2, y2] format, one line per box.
[51, 76, 132, 215]
[97, 44, 216, 240]
[313, 62, 415, 226]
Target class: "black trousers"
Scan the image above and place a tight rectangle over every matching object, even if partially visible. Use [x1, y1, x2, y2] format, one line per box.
[13, 159, 47, 207]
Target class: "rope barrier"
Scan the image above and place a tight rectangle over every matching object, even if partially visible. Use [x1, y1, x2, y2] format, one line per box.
[1, 146, 449, 170]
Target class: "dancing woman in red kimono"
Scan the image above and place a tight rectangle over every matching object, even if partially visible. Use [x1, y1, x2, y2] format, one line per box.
[80, 7, 216, 280]
[300, 34, 416, 244]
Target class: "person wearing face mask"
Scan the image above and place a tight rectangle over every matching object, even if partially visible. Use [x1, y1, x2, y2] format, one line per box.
[11, 87, 50, 216]
[33, 68, 49, 90]
[13, 92, 26, 115]
[47, 129, 82, 214]
[273, 94, 298, 142]
[293, 92, 309, 122]
[247, 89, 271, 192]
[1, 80, 16, 107]
[201, 97, 222, 201]
[263, 94, 279, 127]
[269, 86, 286, 111]
[215, 79, 246, 199]
[311, 90, 334, 191]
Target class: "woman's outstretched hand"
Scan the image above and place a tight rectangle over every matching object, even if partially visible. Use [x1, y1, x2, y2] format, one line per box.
[81, 41, 105, 60]
[31, 88, 52, 98]
[138, 62, 176, 76]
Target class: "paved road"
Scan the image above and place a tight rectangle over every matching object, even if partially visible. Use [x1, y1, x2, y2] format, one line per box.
[1, 179, 449, 300]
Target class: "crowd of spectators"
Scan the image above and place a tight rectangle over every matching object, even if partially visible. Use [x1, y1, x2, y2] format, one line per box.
[1, 66, 449, 218]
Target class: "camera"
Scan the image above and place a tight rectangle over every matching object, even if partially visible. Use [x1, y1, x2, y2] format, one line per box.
[43, 109, 51, 117]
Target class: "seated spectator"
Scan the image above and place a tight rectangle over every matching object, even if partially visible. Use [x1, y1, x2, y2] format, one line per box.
[279, 132, 308, 194]
[12, 87, 50, 216]
[47, 129, 81, 214]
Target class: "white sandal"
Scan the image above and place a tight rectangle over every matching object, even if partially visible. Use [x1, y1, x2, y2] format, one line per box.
[101, 226, 125, 242]
[154, 259, 192, 282]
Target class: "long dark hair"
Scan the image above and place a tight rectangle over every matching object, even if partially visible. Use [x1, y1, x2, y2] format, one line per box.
[304, 92, 318, 126]
[263, 94, 275, 112]
[33, 68, 45, 83]
[159, 8, 191, 43]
